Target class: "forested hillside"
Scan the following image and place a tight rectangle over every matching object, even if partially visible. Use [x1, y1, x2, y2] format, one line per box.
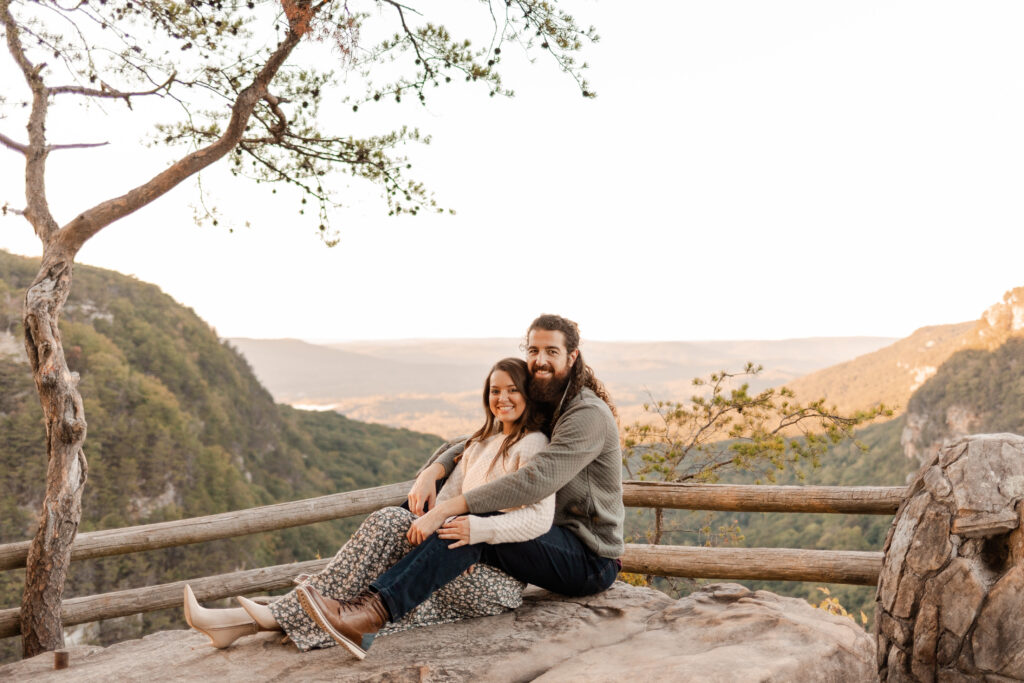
[636, 325, 1024, 623]
[0, 250, 441, 659]
[625, 416, 918, 623]
[903, 335, 1024, 465]
[4, 247, 1020, 657]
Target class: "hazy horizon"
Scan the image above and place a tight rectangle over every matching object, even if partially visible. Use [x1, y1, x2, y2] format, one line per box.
[279, 333, 903, 345]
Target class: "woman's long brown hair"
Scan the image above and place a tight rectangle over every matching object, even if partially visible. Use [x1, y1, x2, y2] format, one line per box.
[465, 358, 544, 473]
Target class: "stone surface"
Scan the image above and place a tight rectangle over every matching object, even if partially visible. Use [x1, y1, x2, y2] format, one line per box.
[946, 435, 1024, 520]
[0, 582, 874, 683]
[923, 466, 953, 501]
[971, 565, 1024, 678]
[892, 569, 924, 619]
[905, 508, 952, 574]
[877, 434, 1024, 682]
[935, 561, 985, 639]
[879, 492, 931, 613]
[911, 602, 938, 669]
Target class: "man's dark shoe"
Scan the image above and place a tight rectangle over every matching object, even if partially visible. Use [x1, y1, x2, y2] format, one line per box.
[296, 585, 388, 659]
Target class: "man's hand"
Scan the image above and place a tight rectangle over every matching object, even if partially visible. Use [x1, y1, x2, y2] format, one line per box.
[407, 462, 445, 515]
[437, 515, 471, 549]
[407, 508, 446, 546]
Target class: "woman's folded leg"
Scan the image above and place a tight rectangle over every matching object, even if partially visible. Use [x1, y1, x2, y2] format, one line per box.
[377, 564, 525, 637]
[269, 506, 417, 651]
[369, 530, 483, 622]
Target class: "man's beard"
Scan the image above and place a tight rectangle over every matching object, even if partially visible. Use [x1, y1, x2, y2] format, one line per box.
[529, 366, 571, 404]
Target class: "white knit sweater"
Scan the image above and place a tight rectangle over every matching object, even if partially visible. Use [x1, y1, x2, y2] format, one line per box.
[435, 431, 553, 545]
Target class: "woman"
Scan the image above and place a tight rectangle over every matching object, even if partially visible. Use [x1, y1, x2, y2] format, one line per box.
[183, 357, 552, 658]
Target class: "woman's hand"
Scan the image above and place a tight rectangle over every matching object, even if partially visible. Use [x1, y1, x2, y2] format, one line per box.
[407, 462, 445, 515]
[437, 515, 471, 549]
[406, 494, 469, 546]
[407, 508, 446, 546]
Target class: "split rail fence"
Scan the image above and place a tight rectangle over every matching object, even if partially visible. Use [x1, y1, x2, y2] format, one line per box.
[0, 480, 906, 639]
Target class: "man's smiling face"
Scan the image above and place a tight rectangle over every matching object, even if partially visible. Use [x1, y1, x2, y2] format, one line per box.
[526, 328, 578, 402]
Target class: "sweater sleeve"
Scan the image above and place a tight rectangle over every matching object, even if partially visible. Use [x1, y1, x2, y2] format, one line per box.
[434, 457, 466, 506]
[468, 494, 553, 544]
[420, 437, 468, 478]
[463, 402, 610, 514]
[467, 433, 554, 544]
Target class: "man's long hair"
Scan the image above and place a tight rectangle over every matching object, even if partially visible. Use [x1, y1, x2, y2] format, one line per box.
[527, 314, 617, 418]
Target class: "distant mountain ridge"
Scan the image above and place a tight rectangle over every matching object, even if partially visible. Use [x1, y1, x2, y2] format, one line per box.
[227, 338, 483, 399]
[229, 336, 898, 437]
[786, 286, 1024, 415]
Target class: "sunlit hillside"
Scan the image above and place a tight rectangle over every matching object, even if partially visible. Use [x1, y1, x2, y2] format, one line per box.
[786, 286, 1024, 415]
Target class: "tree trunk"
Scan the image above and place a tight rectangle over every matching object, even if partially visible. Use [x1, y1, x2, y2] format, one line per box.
[19, 248, 88, 658]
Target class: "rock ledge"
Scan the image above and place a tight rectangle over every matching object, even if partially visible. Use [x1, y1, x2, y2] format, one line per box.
[1, 582, 873, 682]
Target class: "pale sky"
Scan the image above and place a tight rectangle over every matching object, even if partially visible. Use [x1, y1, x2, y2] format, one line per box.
[2, 1, 1023, 342]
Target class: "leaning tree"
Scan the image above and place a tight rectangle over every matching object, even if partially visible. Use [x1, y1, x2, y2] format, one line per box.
[0, 0, 595, 657]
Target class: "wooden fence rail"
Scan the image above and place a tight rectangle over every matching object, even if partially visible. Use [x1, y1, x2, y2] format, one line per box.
[0, 482, 906, 571]
[0, 481, 904, 639]
[621, 482, 904, 515]
[0, 545, 884, 639]
[0, 481, 412, 572]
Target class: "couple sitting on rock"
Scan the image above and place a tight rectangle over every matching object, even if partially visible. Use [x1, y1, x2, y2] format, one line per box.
[183, 314, 624, 658]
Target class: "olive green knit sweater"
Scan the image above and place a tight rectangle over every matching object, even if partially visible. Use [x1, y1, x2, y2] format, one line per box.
[433, 388, 624, 559]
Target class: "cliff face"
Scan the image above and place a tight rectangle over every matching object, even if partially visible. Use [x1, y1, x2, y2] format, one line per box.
[0, 582, 875, 682]
[971, 286, 1024, 349]
[900, 333, 1024, 467]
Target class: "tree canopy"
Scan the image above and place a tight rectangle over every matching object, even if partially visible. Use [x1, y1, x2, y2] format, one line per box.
[0, 0, 597, 657]
[1, 0, 596, 243]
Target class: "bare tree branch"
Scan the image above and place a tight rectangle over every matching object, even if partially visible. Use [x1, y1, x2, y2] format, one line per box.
[0, 130, 28, 154]
[55, 24, 312, 255]
[50, 73, 176, 104]
[1, 0, 61, 243]
[2, 202, 27, 216]
[383, 0, 432, 78]
[1, 0, 37, 80]
[262, 93, 289, 142]
[47, 141, 110, 152]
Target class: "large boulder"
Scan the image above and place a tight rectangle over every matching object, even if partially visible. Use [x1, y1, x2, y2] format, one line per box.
[876, 433, 1024, 681]
[1, 582, 872, 682]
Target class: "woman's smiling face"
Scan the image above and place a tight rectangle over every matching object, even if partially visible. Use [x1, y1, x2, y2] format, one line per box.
[489, 369, 526, 432]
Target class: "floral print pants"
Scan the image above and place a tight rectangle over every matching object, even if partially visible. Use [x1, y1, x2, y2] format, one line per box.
[268, 506, 525, 651]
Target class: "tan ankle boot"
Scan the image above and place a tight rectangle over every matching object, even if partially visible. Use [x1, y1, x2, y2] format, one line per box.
[295, 585, 388, 660]
[183, 584, 259, 649]
[236, 595, 281, 631]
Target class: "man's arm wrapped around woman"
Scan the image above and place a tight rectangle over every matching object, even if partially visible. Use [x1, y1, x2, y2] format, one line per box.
[435, 432, 553, 545]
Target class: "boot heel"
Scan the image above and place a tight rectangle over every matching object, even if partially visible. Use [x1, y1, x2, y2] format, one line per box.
[183, 585, 258, 649]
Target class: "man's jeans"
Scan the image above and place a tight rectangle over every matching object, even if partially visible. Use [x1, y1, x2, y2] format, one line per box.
[371, 524, 620, 621]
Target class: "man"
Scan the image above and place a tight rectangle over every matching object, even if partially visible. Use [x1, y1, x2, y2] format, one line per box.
[297, 314, 623, 653]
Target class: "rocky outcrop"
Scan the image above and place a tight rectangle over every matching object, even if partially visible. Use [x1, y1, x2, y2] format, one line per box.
[787, 285, 1024, 424]
[1, 582, 873, 682]
[876, 434, 1024, 681]
[900, 405, 981, 467]
[973, 287, 1024, 349]
[901, 290, 1024, 468]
